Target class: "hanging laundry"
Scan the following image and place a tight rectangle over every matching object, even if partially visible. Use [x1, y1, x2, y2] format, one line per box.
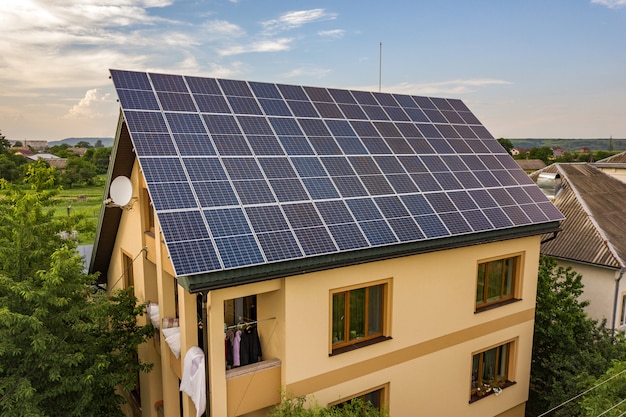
[180, 346, 206, 417]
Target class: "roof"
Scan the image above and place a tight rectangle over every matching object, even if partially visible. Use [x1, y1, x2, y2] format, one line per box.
[90, 70, 563, 291]
[531, 163, 626, 269]
[594, 151, 626, 166]
[515, 159, 546, 171]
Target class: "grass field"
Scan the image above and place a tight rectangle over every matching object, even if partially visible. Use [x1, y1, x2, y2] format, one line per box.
[52, 181, 106, 245]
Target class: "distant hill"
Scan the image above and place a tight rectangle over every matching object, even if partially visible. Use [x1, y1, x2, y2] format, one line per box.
[509, 138, 626, 152]
[48, 137, 114, 147]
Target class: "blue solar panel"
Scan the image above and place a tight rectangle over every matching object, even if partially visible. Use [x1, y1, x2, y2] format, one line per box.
[194, 94, 230, 113]
[157, 92, 196, 112]
[215, 235, 264, 269]
[257, 231, 303, 261]
[329, 223, 369, 250]
[110, 69, 563, 277]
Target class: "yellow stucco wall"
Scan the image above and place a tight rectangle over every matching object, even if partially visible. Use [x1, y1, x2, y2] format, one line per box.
[107, 162, 541, 417]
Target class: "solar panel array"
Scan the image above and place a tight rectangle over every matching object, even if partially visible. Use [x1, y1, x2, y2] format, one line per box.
[110, 69, 564, 277]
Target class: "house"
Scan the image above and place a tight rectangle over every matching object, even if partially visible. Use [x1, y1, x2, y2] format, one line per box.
[593, 151, 626, 183]
[90, 70, 563, 417]
[531, 163, 626, 331]
[514, 159, 546, 174]
[25, 153, 68, 170]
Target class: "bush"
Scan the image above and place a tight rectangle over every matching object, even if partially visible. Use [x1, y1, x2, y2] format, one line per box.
[267, 393, 388, 417]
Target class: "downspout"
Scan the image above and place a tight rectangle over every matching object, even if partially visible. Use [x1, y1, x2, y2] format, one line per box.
[201, 291, 210, 417]
[611, 268, 626, 332]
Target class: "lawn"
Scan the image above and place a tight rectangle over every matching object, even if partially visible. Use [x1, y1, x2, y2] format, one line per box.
[52, 181, 106, 245]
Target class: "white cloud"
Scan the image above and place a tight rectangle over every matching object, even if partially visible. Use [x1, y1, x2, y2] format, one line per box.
[218, 38, 293, 56]
[281, 67, 332, 79]
[318, 29, 345, 38]
[591, 0, 626, 8]
[261, 9, 337, 33]
[202, 19, 246, 39]
[354, 79, 512, 97]
[63, 88, 113, 119]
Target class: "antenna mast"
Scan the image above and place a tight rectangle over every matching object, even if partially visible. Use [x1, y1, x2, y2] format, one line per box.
[378, 42, 382, 92]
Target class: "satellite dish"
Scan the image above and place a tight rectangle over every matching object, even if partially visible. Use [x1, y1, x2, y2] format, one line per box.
[109, 176, 134, 207]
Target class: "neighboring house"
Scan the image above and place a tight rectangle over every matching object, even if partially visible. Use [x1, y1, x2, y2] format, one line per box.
[27, 153, 68, 170]
[514, 159, 546, 174]
[90, 70, 563, 417]
[593, 151, 626, 183]
[68, 146, 89, 156]
[531, 163, 626, 331]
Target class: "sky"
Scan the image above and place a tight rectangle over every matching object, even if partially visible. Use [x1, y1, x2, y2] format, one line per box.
[0, 0, 625, 142]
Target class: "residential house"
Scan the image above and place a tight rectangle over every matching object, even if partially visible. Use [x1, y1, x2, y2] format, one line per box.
[90, 70, 563, 417]
[514, 159, 546, 174]
[531, 163, 626, 330]
[593, 151, 626, 183]
[27, 153, 68, 170]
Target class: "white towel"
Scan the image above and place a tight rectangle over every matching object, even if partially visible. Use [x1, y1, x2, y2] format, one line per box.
[180, 346, 206, 417]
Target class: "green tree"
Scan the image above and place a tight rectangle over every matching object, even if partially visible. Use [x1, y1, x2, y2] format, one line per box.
[24, 158, 60, 190]
[0, 176, 155, 417]
[61, 156, 98, 188]
[497, 138, 515, 155]
[83, 146, 112, 174]
[527, 256, 626, 417]
[267, 393, 388, 417]
[577, 361, 626, 417]
[528, 147, 554, 165]
[75, 141, 93, 149]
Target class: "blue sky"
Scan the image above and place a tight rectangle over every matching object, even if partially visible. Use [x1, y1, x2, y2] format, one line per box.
[0, 0, 624, 141]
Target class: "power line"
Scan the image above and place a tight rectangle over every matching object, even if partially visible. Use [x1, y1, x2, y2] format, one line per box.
[596, 397, 626, 417]
[538, 368, 626, 416]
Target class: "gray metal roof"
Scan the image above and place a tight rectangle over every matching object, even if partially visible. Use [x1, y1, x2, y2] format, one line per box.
[531, 163, 626, 269]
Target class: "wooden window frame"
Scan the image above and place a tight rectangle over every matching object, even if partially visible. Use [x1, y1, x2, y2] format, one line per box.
[328, 383, 389, 412]
[141, 187, 155, 235]
[475, 253, 523, 311]
[330, 279, 391, 354]
[122, 251, 135, 289]
[470, 341, 516, 402]
[620, 293, 626, 327]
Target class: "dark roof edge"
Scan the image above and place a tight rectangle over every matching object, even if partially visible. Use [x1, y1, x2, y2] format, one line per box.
[546, 255, 624, 271]
[179, 221, 561, 293]
[89, 113, 133, 281]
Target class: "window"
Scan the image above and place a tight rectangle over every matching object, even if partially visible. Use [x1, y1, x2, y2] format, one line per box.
[476, 255, 520, 310]
[471, 342, 512, 400]
[142, 187, 155, 234]
[331, 281, 388, 352]
[619, 293, 626, 327]
[330, 385, 387, 412]
[123, 252, 134, 289]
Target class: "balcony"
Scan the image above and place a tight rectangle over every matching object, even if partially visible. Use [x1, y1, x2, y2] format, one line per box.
[226, 358, 281, 417]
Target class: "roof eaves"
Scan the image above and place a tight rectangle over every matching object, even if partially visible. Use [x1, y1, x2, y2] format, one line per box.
[178, 221, 561, 293]
[89, 114, 134, 281]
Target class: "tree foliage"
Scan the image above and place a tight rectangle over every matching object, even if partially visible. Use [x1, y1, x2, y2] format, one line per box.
[61, 156, 98, 188]
[497, 138, 514, 155]
[527, 256, 626, 417]
[577, 361, 626, 417]
[267, 393, 388, 417]
[0, 175, 155, 416]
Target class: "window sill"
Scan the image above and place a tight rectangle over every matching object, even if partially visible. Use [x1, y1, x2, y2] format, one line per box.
[475, 298, 521, 313]
[469, 381, 516, 403]
[330, 336, 392, 356]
